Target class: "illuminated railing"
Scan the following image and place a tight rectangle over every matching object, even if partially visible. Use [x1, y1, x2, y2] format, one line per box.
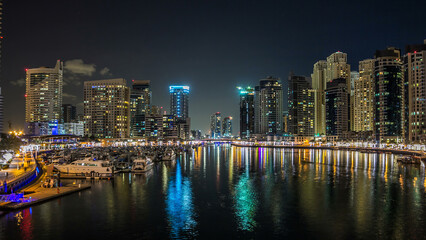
[0, 158, 41, 194]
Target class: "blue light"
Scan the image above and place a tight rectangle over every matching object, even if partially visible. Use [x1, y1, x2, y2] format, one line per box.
[165, 160, 197, 238]
[169, 86, 190, 93]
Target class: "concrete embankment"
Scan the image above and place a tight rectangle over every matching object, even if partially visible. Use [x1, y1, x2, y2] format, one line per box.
[231, 143, 425, 156]
[0, 184, 91, 210]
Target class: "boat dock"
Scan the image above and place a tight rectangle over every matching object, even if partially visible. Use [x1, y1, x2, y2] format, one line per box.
[0, 184, 91, 210]
[59, 173, 113, 180]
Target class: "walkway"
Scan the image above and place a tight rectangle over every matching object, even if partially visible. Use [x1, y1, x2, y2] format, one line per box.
[0, 161, 36, 182]
[231, 143, 426, 157]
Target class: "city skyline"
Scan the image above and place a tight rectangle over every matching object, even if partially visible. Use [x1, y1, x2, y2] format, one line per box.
[2, 1, 426, 239]
[2, 0, 426, 135]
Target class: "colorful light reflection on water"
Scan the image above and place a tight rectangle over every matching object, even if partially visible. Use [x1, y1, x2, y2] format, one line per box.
[234, 172, 258, 231]
[0, 145, 425, 239]
[165, 159, 197, 238]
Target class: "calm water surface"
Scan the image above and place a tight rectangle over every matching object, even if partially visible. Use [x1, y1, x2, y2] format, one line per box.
[1, 144, 426, 239]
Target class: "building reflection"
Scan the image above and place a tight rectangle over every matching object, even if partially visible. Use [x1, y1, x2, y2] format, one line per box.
[165, 160, 197, 238]
[233, 170, 258, 231]
[230, 146, 426, 237]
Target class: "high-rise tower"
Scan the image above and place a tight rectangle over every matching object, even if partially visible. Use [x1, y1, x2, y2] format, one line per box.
[169, 86, 189, 120]
[222, 116, 232, 138]
[326, 52, 351, 84]
[237, 86, 255, 138]
[131, 80, 151, 116]
[311, 60, 327, 135]
[288, 74, 315, 136]
[326, 52, 351, 130]
[354, 59, 375, 132]
[130, 80, 151, 137]
[61, 104, 77, 123]
[84, 78, 130, 138]
[326, 78, 349, 138]
[0, 0, 3, 133]
[169, 85, 190, 140]
[254, 76, 283, 136]
[210, 112, 221, 138]
[25, 60, 63, 123]
[404, 40, 426, 143]
[374, 47, 403, 143]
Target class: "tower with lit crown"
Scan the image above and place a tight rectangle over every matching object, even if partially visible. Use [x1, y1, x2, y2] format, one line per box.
[237, 86, 254, 138]
[169, 85, 190, 139]
[169, 86, 189, 120]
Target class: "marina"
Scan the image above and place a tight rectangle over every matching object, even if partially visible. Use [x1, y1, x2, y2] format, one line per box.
[0, 145, 426, 239]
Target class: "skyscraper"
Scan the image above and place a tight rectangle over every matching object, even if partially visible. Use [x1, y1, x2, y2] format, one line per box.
[130, 80, 151, 137]
[326, 78, 349, 138]
[404, 40, 426, 143]
[288, 74, 315, 136]
[237, 86, 255, 138]
[350, 71, 359, 130]
[131, 80, 151, 116]
[326, 52, 351, 84]
[254, 76, 283, 136]
[0, 0, 3, 133]
[354, 59, 375, 132]
[374, 47, 403, 143]
[222, 116, 232, 138]
[61, 104, 77, 123]
[326, 52, 351, 130]
[169, 85, 189, 120]
[25, 60, 63, 124]
[311, 60, 327, 135]
[312, 52, 350, 135]
[169, 85, 190, 139]
[210, 112, 221, 138]
[84, 78, 130, 138]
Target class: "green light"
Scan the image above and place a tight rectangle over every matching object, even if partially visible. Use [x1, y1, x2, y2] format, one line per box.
[238, 86, 254, 95]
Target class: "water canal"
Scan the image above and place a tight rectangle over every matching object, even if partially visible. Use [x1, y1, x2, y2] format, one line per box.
[1, 144, 426, 239]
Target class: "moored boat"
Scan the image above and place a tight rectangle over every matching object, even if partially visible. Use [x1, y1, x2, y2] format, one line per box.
[161, 149, 176, 161]
[54, 159, 114, 177]
[396, 155, 419, 164]
[131, 157, 153, 173]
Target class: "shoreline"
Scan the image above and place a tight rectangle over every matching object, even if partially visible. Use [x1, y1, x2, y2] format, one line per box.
[230, 143, 426, 157]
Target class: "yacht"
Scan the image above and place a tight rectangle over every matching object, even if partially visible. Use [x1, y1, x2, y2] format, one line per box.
[161, 149, 176, 161]
[54, 159, 114, 176]
[131, 157, 153, 173]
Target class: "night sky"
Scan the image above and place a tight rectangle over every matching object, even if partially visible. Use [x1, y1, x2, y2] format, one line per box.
[2, 0, 426, 134]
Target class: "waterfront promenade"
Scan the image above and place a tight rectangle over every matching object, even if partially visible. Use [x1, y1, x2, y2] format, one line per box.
[0, 161, 36, 182]
[0, 154, 38, 193]
[231, 142, 426, 157]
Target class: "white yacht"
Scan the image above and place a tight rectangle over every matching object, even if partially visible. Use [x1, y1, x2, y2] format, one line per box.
[162, 149, 176, 161]
[132, 157, 153, 173]
[54, 159, 113, 176]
